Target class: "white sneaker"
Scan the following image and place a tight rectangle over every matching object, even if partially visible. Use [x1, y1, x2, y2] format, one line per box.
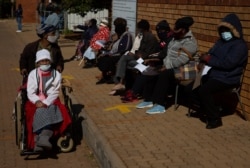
[16, 30, 22, 33]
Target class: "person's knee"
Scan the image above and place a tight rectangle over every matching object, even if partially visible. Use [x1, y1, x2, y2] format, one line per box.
[198, 85, 210, 99]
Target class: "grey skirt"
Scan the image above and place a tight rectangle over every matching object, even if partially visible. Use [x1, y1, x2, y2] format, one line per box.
[33, 105, 63, 132]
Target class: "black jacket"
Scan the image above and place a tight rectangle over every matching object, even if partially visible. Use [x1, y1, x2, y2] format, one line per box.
[19, 40, 64, 73]
[207, 13, 248, 85]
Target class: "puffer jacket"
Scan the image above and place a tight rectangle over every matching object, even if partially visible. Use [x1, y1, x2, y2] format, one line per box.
[163, 30, 198, 69]
[207, 13, 248, 85]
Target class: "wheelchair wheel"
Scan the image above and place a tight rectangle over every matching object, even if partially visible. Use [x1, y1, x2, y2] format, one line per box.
[57, 136, 74, 153]
[14, 98, 22, 147]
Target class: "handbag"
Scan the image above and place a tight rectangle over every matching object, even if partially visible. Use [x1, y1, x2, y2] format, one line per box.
[174, 47, 199, 80]
[174, 60, 198, 80]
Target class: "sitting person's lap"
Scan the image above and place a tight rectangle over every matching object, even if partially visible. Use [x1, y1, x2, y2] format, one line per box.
[25, 98, 71, 150]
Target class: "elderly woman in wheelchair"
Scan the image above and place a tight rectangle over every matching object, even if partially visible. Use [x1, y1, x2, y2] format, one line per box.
[24, 49, 72, 153]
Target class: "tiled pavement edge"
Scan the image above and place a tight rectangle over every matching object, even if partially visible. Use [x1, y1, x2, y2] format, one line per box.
[7, 19, 250, 168]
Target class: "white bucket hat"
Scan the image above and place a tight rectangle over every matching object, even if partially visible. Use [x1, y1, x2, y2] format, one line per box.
[36, 49, 51, 63]
[99, 19, 109, 27]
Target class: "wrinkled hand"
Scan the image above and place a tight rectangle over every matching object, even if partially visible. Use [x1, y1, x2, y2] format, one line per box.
[20, 68, 27, 76]
[35, 101, 46, 108]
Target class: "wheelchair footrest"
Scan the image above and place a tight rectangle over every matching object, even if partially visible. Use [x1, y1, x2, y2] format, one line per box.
[20, 150, 41, 156]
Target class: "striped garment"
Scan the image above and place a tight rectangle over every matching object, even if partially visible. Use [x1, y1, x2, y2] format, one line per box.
[33, 105, 63, 132]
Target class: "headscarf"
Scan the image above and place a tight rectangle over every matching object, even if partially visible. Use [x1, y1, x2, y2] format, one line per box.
[36, 24, 56, 38]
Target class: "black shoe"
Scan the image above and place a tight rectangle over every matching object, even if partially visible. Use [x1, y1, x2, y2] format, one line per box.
[96, 78, 106, 84]
[206, 118, 222, 129]
[83, 62, 93, 69]
[105, 78, 114, 84]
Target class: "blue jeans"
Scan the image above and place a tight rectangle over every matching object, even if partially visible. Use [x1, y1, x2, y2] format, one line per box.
[16, 17, 22, 30]
[40, 16, 46, 24]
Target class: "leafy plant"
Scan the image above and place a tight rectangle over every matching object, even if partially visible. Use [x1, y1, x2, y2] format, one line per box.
[61, 0, 111, 17]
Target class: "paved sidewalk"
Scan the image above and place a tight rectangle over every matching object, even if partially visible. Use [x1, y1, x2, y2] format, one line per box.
[4, 19, 250, 168]
[0, 19, 99, 168]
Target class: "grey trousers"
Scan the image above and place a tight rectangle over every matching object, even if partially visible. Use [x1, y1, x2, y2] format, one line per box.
[114, 54, 137, 83]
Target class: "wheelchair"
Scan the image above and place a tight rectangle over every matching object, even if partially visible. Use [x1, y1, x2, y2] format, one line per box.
[13, 76, 76, 156]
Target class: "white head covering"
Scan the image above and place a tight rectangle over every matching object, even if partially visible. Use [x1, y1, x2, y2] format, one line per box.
[36, 49, 51, 63]
[99, 19, 109, 27]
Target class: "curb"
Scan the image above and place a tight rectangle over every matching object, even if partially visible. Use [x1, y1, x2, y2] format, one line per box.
[81, 111, 126, 168]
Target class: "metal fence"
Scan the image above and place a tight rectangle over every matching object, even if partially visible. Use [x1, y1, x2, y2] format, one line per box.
[65, 9, 109, 31]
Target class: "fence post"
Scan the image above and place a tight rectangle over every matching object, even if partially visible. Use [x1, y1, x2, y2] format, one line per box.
[64, 11, 68, 31]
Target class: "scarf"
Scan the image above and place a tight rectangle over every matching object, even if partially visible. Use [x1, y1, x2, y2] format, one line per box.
[37, 68, 51, 100]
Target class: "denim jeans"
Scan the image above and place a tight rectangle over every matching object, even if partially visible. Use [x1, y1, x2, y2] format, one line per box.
[39, 16, 46, 24]
[16, 17, 22, 31]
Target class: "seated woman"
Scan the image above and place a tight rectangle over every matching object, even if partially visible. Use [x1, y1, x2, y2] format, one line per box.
[197, 13, 248, 129]
[82, 19, 110, 68]
[72, 18, 98, 60]
[121, 19, 174, 102]
[136, 16, 198, 114]
[25, 49, 71, 152]
[96, 17, 133, 84]
[109, 19, 159, 95]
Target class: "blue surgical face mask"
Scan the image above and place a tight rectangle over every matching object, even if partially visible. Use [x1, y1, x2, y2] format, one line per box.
[39, 64, 51, 71]
[221, 32, 233, 41]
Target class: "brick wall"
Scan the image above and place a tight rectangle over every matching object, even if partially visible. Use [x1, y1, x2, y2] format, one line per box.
[15, 0, 44, 23]
[138, 0, 250, 118]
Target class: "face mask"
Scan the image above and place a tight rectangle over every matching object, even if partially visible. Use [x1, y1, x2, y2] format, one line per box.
[157, 31, 168, 41]
[47, 35, 57, 43]
[221, 32, 233, 41]
[39, 64, 51, 71]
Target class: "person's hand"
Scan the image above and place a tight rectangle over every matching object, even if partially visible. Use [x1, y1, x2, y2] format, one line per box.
[20, 68, 27, 76]
[73, 25, 77, 29]
[144, 58, 160, 65]
[135, 51, 143, 59]
[197, 62, 205, 72]
[56, 66, 62, 73]
[200, 53, 211, 63]
[143, 59, 150, 65]
[35, 100, 46, 108]
[158, 66, 166, 72]
[127, 52, 134, 56]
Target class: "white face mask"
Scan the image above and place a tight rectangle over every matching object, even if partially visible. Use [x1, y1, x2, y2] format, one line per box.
[221, 32, 233, 41]
[47, 35, 58, 43]
[39, 64, 51, 71]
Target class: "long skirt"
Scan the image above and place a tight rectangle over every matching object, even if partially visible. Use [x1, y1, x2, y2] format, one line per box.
[25, 98, 72, 150]
[33, 105, 63, 133]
